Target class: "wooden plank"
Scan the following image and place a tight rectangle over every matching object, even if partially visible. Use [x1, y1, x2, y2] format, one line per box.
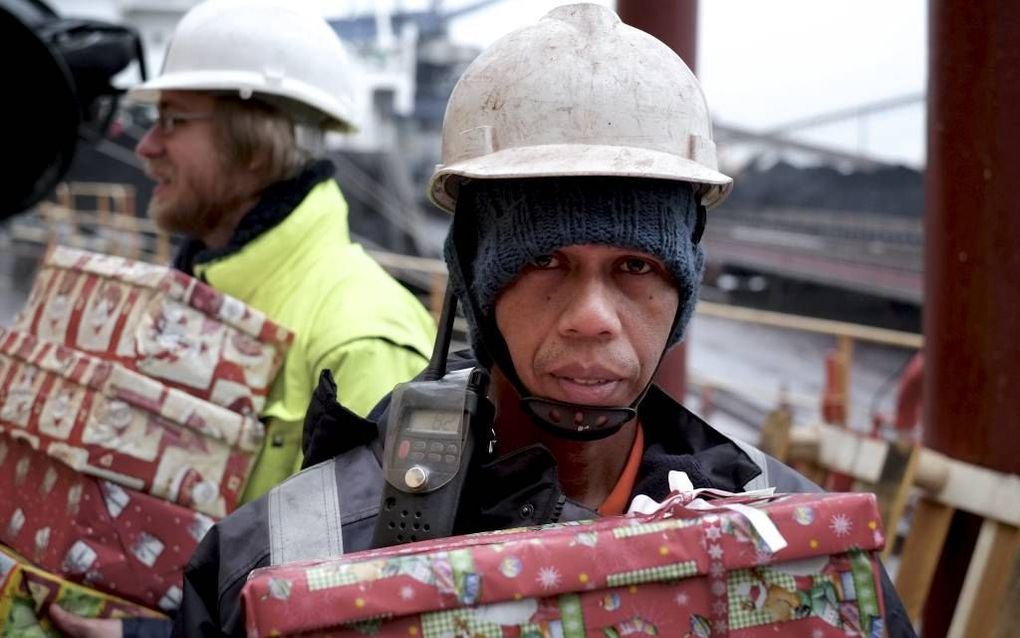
[695, 300, 924, 349]
[895, 497, 954, 622]
[366, 250, 448, 276]
[947, 519, 1020, 638]
[992, 550, 1020, 638]
[818, 423, 888, 483]
[802, 425, 1020, 527]
[758, 407, 793, 463]
[836, 335, 853, 425]
[875, 441, 920, 561]
[924, 451, 1020, 527]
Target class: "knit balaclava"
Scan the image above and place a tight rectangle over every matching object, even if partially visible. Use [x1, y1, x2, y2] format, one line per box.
[444, 176, 705, 360]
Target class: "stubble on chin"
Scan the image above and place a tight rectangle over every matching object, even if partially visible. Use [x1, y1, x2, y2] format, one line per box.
[147, 194, 217, 240]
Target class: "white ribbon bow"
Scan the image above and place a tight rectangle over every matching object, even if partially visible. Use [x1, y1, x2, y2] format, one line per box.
[626, 471, 788, 554]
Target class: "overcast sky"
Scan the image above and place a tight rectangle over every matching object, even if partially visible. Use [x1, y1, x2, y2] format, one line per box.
[57, 0, 927, 167]
[360, 0, 929, 168]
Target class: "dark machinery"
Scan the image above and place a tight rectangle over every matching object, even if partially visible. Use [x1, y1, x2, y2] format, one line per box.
[2, 0, 145, 220]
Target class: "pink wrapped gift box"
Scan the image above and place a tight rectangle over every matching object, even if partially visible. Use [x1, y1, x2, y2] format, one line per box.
[243, 491, 887, 637]
[0, 439, 213, 610]
[0, 327, 263, 517]
[14, 246, 293, 417]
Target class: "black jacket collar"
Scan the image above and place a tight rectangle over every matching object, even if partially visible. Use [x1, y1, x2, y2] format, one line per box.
[633, 384, 762, 501]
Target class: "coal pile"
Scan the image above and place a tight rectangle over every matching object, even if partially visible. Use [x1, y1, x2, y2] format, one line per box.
[722, 160, 924, 217]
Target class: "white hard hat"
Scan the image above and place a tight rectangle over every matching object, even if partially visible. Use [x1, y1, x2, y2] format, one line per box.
[129, 0, 358, 132]
[428, 3, 732, 213]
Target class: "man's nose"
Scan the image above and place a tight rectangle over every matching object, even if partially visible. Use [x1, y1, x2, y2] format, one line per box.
[135, 125, 162, 159]
[556, 278, 622, 339]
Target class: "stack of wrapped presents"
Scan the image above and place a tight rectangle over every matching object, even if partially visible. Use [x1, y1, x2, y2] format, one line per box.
[0, 246, 293, 632]
[243, 490, 889, 637]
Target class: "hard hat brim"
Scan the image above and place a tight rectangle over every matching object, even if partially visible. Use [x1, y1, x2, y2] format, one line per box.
[128, 71, 359, 133]
[428, 144, 733, 214]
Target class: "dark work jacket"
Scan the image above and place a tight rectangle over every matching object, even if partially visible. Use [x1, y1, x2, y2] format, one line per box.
[173, 363, 917, 637]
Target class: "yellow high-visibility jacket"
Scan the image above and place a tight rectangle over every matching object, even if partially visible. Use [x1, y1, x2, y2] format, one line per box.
[192, 178, 435, 503]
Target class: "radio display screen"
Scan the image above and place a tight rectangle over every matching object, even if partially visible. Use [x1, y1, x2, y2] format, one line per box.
[407, 409, 461, 435]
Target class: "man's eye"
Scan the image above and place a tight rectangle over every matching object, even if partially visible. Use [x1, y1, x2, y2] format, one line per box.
[531, 254, 560, 269]
[619, 258, 653, 274]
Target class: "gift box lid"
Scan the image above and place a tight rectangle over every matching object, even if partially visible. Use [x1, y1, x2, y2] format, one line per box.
[243, 491, 886, 634]
[38, 246, 293, 349]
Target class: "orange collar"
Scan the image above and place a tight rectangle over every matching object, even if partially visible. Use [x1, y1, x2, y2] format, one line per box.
[597, 423, 644, 516]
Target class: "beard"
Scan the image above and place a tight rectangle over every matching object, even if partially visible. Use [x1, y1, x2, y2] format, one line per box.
[148, 187, 222, 238]
[144, 160, 255, 241]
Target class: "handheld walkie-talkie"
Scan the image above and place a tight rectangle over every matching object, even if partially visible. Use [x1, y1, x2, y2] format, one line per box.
[371, 288, 493, 548]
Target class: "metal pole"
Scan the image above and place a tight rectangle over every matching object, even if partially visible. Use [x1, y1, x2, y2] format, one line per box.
[922, 0, 1020, 633]
[925, 0, 1020, 480]
[617, 0, 699, 403]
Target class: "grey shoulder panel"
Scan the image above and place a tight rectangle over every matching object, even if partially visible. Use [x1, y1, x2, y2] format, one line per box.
[731, 438, 771, 491]
[731, 437, 823, 494]
[268, 458, 344, 565]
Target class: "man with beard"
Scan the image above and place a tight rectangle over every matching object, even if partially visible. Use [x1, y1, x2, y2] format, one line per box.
[170, 4, 916, 637]
[51, 2, 435, 636]
[128, 0, 436, 501]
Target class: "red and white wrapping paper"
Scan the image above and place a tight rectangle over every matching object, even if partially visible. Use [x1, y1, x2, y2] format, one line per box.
[242, 491, 888, 637]
[0, 439, 213, 610]
[0, 327, 263, 517]
[14, 246, 293, 417]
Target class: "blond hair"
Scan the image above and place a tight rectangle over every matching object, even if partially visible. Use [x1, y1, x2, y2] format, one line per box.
[213, 97, 315, 185]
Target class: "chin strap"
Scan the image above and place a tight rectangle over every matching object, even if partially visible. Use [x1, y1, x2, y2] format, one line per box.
[520, 396, 636, 440]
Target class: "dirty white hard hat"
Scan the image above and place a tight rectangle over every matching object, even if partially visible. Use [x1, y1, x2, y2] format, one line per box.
[129, 0, 358, 132]
[428, 3, 732, 213]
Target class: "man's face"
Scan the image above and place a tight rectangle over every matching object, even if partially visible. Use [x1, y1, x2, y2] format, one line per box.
[494, 244, 679, 407]
[135, 90, 254, 237]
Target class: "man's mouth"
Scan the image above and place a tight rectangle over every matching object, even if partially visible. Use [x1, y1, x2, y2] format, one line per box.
[559, 377, 613, 386]
[144, 164, 173, 195]
[547, 365, 628, 404]
[152, 177, 173, 197]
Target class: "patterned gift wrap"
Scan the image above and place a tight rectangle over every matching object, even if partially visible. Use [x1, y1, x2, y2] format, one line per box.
[0, 439, 212, 610]
[243, 492, 887, 637]
[0, 545, 166, 635]
[0, 327, 263, 517]
[14, 246, 294, 417]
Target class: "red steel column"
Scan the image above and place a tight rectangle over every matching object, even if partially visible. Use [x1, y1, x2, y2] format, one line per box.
[618, 0, 699, 402]
[922, 1, 1020, 633]
[925, 0, 1020, 476]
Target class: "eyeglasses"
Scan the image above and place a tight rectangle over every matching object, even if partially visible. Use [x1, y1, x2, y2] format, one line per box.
[153, 111, 213, 135]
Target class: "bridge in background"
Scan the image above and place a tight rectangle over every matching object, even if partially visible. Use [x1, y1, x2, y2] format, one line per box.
[704, 206, 923, 304]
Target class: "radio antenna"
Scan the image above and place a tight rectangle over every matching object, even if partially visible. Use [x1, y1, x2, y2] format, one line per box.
[423, 285, 457, 381]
